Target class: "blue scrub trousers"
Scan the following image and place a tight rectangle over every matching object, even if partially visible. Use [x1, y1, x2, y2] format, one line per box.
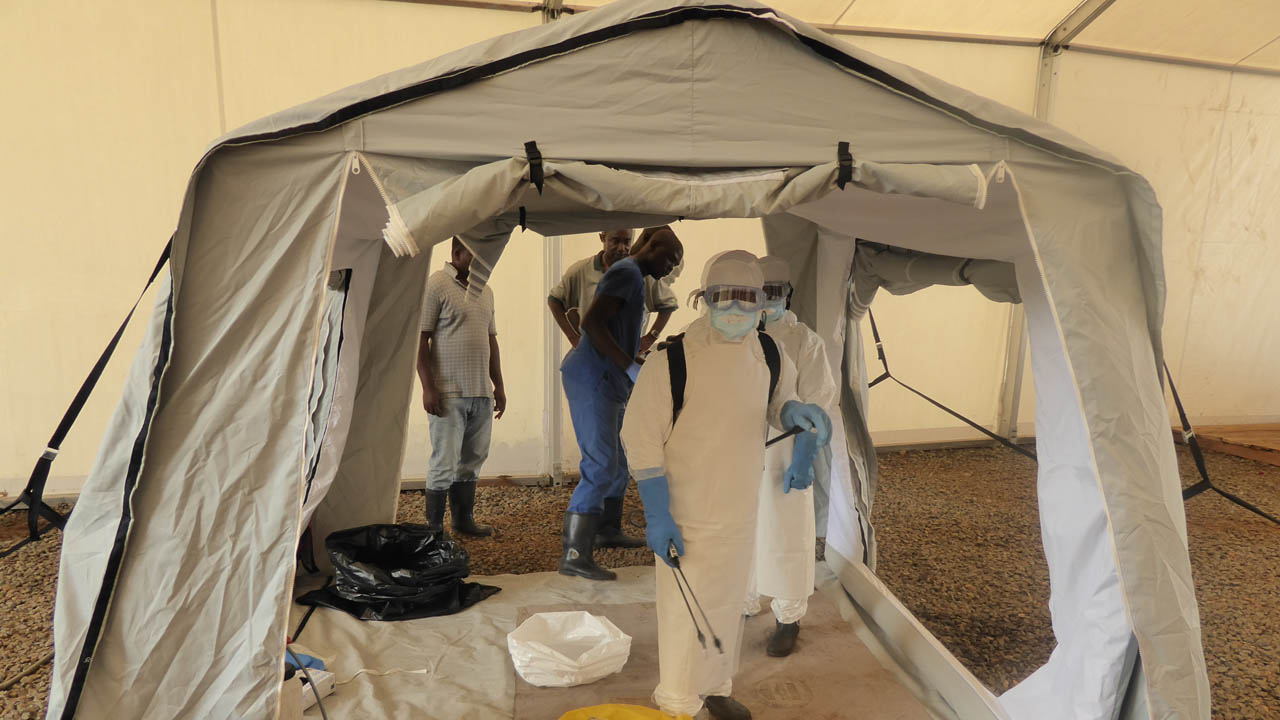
[563, 366, 632, 514]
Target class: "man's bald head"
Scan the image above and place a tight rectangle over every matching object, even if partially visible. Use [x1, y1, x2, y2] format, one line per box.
[633, 226, 683, 280]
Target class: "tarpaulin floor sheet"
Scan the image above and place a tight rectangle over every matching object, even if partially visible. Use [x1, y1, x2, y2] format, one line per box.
[289, 563, 937, 719]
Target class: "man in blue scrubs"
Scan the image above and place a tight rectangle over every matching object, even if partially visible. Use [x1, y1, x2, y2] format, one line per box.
[559, 226, 684, 581]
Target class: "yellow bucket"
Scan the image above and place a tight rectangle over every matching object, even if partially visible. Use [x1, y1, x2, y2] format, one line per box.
[557, 704, 693, 720]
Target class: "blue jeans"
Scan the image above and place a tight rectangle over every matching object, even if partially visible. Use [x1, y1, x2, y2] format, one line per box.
[427, 397, 494, 491]
[563, 366, 632, 514]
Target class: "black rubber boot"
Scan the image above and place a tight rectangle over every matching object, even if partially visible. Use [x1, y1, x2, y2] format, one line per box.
[425, 489, 448, 535]
[704, 695, 752, 720]
[766, 621, 800, 657]
[594, 496, 645, 549]
[559, 511, 617, 581]
[448, 481, 493, 537]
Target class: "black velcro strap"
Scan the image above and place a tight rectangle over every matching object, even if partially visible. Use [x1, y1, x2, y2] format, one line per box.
[836, 141, 853, 190]
[758, 331, 780, 403]
[519, 206, 527, 231]
[524, 140, 544, 194]
[660, 334, 687, 426]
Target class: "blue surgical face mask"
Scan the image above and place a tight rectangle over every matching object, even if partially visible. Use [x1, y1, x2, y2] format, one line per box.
[710, 307, 758, 341]
[763, 300, 786, 323]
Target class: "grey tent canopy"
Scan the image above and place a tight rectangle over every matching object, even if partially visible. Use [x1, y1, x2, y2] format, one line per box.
[46, 1, 1208, 718]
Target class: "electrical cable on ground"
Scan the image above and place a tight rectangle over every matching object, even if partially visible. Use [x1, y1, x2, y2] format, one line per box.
[286, 646, 330, 720]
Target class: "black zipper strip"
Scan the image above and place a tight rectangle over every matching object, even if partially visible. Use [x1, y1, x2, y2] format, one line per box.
[61, 271, 176, 718]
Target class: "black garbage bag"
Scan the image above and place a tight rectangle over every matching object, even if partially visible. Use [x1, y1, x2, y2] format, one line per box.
[297, 523, 500, 621]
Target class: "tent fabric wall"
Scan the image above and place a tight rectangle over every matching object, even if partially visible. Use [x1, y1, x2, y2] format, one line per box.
[42, 4, 1212, 720]
[1049, 51, 1280, 425]
[49, 138, 349, 716]
[1, 0, 222, 497]
[308, 161, 430, 570]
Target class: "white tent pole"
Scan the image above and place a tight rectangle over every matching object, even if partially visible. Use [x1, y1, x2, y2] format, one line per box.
[543, 235, 565, 483]
[540, 1, 567, 484]
[1064, 43, 1280, 77]
[997, 0, 1119, 440]
[995, 315, 1028, 441]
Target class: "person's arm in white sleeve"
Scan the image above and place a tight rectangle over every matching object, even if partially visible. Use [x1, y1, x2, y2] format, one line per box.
[797, 329, 838, 410]
[620, 347, 674, 478]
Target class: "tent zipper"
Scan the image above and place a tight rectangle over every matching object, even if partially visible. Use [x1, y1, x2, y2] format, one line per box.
[352, 152, 394, 208]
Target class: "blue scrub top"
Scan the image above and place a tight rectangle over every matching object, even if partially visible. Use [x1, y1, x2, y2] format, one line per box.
[561, 257, 646, 384]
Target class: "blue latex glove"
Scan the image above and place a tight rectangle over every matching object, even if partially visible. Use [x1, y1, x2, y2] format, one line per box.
[636, 474, 684, 567]
[783, 430, 819, 493]
[780, 400, 832, 446]
[626, 361, 642, 383]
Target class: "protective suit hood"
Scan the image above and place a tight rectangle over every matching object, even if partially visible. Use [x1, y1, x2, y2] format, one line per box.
[756, 255, 791, 285]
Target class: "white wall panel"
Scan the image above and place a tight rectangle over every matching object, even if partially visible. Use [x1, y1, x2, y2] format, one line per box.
[1176, 72, 1280, 421]
[0, 1, 222, 496]
[1050, 52, 1279, 424]
[215, 0, 540, 131]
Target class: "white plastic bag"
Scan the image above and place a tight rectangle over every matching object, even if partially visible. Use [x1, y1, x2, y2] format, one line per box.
[508, 611, 632, 687]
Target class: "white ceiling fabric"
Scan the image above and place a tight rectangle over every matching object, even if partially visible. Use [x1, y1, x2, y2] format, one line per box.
[567, 0, 1280, 71]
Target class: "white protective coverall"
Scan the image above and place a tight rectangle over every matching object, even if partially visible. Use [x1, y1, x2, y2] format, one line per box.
[746, 308, 837, 623]
[622, 251, 799, 718]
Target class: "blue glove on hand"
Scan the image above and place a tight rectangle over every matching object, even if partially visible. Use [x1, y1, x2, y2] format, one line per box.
[784, 430, 819, 493]
[637, 474, 684, 567]
[780, 400, 832, 446]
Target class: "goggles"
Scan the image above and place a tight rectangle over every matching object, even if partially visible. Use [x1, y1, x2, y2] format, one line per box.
[703, 285, 765, 312]
[763, 281, 791, 302]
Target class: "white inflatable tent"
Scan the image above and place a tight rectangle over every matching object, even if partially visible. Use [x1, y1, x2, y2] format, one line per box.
[46, 0, 1208, 718]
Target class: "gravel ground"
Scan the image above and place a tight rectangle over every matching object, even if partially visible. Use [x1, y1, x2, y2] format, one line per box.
[394, 484, 656, 575]
[2, 447, 1276, 718]
[0, 506, 66, 720]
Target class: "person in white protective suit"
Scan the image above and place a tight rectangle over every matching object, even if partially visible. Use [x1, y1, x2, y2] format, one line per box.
[743, 255, 838, 658]
[621, 250, 832, 720]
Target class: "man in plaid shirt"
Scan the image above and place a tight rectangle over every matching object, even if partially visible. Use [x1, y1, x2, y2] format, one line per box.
[417, 237, 506, 537]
